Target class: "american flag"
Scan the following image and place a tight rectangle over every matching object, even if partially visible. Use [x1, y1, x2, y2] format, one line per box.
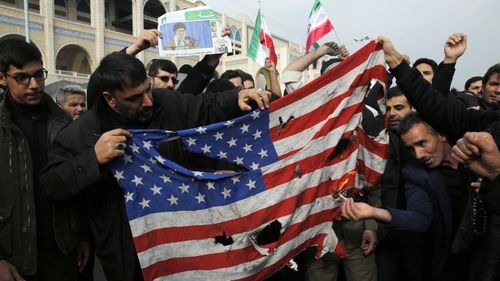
[108, 42, 388, 281]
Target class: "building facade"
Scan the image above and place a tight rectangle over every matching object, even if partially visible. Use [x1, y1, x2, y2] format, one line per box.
[0, 0, 323, 87]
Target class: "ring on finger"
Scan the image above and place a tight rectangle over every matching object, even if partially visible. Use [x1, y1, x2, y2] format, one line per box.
[115, 143, 125, 150]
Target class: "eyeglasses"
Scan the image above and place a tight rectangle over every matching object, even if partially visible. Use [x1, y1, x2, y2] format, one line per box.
[155, 75, 178, 85]
[5, 68, 48, 85]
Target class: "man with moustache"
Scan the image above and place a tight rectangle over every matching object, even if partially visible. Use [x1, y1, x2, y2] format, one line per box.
[41, 52, 271, 281]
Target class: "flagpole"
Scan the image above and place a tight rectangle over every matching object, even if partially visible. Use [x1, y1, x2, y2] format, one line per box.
[258, 0, 267, 49]
[24, 0, 30, 43]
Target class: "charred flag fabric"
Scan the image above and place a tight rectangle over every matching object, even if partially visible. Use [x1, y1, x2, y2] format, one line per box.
[108, 42, 389, 281]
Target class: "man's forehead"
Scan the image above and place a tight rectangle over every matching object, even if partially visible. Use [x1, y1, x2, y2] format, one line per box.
[387, 95, 410, 106]
[8, 61, 43, 73]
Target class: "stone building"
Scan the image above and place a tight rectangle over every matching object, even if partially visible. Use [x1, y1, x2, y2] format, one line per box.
[0, 0, 323, 87]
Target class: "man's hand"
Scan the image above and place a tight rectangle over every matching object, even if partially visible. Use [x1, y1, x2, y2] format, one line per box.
[375, 36, 404, 69]
[76, 241, 92, 273]
[341, 198, 376, 221]
[451, 132, 500, 181]
[341, 198, 392, 222]
[361, 229, 378, 255]
[0, 260, 24, 281]
[318, 41, 340, 56]
[264, 58, 277, 74]
[444, 33, 467, 64]
[338, 45, 350, 60]
[237, 89, 271, 111]
[402, 54, 412, 65]
[94, 129, 133, 165]
[126, 29, 162, 56]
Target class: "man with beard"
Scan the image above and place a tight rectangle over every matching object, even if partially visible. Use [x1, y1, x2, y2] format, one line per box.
[41, 52, 271, 281]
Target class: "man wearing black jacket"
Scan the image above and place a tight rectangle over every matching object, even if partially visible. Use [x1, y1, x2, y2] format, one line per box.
[41, 52, 270, 281]
[377, 34, 500, 281]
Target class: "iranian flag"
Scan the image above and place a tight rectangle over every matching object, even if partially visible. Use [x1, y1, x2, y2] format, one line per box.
[306, 0, 334, 53]
[247, 9, 277, 66]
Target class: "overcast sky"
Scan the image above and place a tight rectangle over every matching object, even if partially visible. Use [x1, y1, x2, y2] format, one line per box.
[198, 0, 499, 90]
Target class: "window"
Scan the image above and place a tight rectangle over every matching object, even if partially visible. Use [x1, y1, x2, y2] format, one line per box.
[76, 0, 90, 23]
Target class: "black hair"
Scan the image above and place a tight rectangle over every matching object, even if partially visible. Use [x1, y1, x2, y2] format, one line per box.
[0, 38, 43, 73]
[173, 22, 186, 32]
[464, 76, 483, 91]
[397, 112, 438, 137]
[235, 69, 254, 83]
[482, 64, 500, 86]
[178, 64, 192, 74]
[147, 59, 178, 76]
[387, 86, 404, 100]
[320, 58, 343, 75]
[92, 52, 147, 94]
[413, 58, 438, 74]
[220, 70, 243, 81]
[206, 79, 236, 93]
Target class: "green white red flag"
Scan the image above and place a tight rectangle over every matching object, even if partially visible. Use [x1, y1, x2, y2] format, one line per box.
[306, 0, 334, 53]
[247, 9, 277, 66]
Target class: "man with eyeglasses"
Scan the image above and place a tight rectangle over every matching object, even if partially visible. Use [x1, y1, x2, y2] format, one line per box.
[0, 38, 89, 280]
[147, 59, 179, 90]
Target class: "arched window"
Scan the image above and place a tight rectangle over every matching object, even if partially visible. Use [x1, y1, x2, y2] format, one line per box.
[54, 0, 67, 18]
[56, 44, 93, 74]
[76, 0, 91, 23]
[144, 0, 166, 30]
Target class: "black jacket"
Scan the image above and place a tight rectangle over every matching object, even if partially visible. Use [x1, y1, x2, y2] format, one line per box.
[0, 93, 78, 275]
[41, 88, 246, 281]
[391, 61, 500, 214]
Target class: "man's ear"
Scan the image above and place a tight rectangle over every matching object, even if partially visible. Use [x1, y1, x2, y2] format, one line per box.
[440, 135, 447, 143]
[102, 91, 115, 108]
[0, 72, 6, 85]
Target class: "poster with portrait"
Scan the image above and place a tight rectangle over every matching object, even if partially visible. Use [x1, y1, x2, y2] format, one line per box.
[158, 7, 232, 57]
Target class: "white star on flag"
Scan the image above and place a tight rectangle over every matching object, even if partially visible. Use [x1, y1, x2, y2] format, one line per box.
[201, 144, 212, 153]
[217, 151, 228, 159]
[258, 149, 268, 158]
[140, 164, 152, 173]
[124, 191, 134, 202]
[131, 175, 143, 186]
[193, 171, 204, 177]
[206, 181, 215, 190]
[114, 170, 125, 181]
[142, 141, 153, 150]
[227, 137, 237, 147]
[253, 130, 262, 140]
[195, 127, 207, 134]
[221, 187, 232, 199]
[240, 124, 250, 133]
[195, 193, 206, 204]
[234, 156, 244, 165]
[139, 198, 150, 209]
[243, 144, 252, 152]
[150, 184, 162, 195]
[186, 137, 197, 146]
[160, 175, 171, 183]
[166, 195, 179, 205]
[214, 131, 224, 141]
[250, 162, 260, 170]
[130, 143, 140, 153]
[246, 179, 256, 190]
[251, 111, 260, 119]
[224, 120, 235, 127]
[178, 183, 190, 193]
[231, 176, 240, 184]
[122, 154, 133, 164]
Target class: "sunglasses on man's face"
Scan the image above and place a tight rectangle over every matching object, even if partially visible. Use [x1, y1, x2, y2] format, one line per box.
[155, 75, 179, 85]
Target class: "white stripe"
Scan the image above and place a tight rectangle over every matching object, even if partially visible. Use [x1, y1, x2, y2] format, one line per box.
[138, 194, 340, 268]
[307, 7, 329, 32]
[269, 49, 385, 128]
[272, 86, 367, 156]
[152, 222, 337, 281]
[358, 145, 387, 174]
[129, 155, 358, 236]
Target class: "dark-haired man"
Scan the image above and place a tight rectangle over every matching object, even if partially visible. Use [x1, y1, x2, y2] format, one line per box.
[167, 22, 197, 50]
[147, 59, 178, 89]
[0, 38, 88, 280]
[464, 76, 483, 98]
[41, 52, 271, 281]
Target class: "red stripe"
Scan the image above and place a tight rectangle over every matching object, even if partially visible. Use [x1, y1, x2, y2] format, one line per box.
[141, 210, 337, 280]
[134, 177, 347, 253]
[356, 158, 384, 186]
[306, 20, 334, 52]
[270, 42, 382, 111]
[357, 127, 389, 159]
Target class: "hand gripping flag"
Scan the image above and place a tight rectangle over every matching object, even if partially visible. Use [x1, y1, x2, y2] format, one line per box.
[108, 42, 388, 281]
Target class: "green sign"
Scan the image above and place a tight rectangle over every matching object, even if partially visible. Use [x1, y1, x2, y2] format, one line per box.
[185, 9, 218, 21]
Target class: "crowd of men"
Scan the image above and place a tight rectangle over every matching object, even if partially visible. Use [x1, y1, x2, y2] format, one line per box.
[0, 26, 499, 281]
